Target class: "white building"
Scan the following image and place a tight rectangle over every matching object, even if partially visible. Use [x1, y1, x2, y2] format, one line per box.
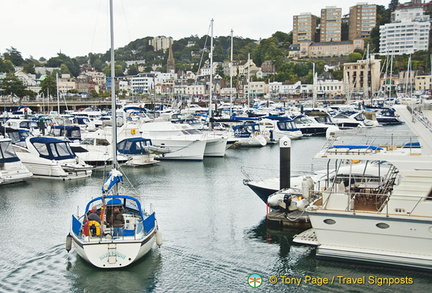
[316, 79, 344, 97]
[379, 7, 430, 55]
[131, 73, 155, 94]
[244, 81, 268, 97]
[118, 79, 130, 93]
[186, 84, 206, 96]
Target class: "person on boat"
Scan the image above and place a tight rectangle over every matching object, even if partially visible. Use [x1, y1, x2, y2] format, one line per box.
[110, 207, 125, 238]
[87, 206, 101, 224]
[38, 117, 46, 135]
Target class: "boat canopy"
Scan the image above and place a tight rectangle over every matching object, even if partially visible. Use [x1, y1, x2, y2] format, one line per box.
[0, 139, 20, 163]
[123, 106, 148, 113]
[29, 137, 76, 160]
[117, 137, 153, 155]
[51, 125, 82, 141]
[85, 195, 143, 218]
[233, 123, 260, 137]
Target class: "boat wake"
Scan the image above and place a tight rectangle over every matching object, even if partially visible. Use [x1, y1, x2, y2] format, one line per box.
[0, 244, 67, 292]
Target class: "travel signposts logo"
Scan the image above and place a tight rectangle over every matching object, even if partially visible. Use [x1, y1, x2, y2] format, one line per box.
[248, 273, 262, 288]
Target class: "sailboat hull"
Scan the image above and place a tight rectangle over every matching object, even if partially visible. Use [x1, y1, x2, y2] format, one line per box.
[72, 230, 157, 268]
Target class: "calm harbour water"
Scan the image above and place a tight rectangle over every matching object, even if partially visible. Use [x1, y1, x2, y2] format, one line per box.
[1, 131, 432, 293]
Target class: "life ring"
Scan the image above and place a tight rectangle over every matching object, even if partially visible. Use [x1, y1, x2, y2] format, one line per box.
[254, 131, 259, 136]
[131, 128, 137, 135]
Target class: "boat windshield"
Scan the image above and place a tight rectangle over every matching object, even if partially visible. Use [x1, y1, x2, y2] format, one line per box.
[0, 140, 20, 163]
[277, 121, 296, 130]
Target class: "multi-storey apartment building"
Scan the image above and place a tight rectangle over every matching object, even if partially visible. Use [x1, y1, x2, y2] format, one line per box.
[149, 36, 173, 52]
[131, 73, 155, 94]
[349, 3, 377, 40]
[414, 75, 432, 93]
[293, 13, 317, 44]
[343, 56, 381, 97]
[320, 6, 342, 42]
[379, 6, 430, 55]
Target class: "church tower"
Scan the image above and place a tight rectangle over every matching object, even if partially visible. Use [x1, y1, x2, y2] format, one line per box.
[167, 42, 175, 73]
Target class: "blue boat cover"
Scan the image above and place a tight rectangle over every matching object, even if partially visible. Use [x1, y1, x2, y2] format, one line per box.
[29, 137, 76, 160]
[333, 145, 384, 150]
[117, 137, 152, 155]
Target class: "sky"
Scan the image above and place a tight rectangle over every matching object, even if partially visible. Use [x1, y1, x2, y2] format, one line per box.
[1, 0, 391, 60]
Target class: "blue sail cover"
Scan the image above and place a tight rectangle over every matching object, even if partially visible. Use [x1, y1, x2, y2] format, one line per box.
[102, 169, 123, 193]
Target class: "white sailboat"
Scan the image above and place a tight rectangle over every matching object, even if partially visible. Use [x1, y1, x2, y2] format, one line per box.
[66, 0, 161, 268]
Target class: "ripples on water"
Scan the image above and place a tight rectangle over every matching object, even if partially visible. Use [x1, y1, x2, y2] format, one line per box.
[1, 131, 432, 292]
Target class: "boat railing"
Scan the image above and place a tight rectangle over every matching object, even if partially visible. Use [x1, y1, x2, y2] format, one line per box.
[410, 107, 432, 134]
[321, 129, 420, 155]
[314, 186, 431, 217]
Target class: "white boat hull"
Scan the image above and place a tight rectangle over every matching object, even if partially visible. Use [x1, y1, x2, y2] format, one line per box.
[203, 137, 227, 157]
[308, 211, 432, 270]
[0, 161, 33, 185]
[72, 231, 157, 268]
[151, 139, 206, 160]
[17, 157, 92, 180]
[235, 135, 267, 147]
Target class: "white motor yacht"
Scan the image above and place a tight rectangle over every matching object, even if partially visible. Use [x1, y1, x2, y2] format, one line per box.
[293, 104, 432, 270]
[13, 136, 92, 180]
[0, 138, 33, 185]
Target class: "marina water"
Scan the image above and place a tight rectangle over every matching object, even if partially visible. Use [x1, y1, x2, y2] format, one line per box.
[1, 130, 431, 292]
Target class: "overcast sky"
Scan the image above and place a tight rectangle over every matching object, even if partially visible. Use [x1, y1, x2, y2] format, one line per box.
[1, 0, 391, 60]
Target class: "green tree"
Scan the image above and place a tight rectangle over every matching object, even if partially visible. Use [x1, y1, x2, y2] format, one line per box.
[347, 52, 363, 62]
[60, 63, 71, 75]
[127, 65, 138, 75]
[23, 62, 36, 74]
[3, 47, 25, 66]
[46, 53, 80, 77]
[1, 73, 27, 104]
[39, 75, 57, 98]
[389, 0, 399, 11]
[0, 58, 15, 73]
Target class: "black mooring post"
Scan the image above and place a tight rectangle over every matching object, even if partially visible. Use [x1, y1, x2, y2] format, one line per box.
[280, 136, 291, 190]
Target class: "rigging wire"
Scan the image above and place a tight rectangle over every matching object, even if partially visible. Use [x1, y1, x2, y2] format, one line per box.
[119, 0, 133, 45]
[90, 0, 105, 55]
[196, 21, 212, 77]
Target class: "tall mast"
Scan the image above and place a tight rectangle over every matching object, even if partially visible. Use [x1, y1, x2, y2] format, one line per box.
[209, 19, 214, 123]
[247, 53, 250, 108]
[389, 54, 393, 98]
[230, 29, 233, 117]
[110, 0, 117, 170]
[312, 63, 317, 108]
[56, 73, 60, 114]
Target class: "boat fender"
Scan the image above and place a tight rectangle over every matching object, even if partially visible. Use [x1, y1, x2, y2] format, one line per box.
[296, 198, 308, 212]
[326, 126, 340, 139]
[156, 230, 163, 247]
[65, 233, 73, 252]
